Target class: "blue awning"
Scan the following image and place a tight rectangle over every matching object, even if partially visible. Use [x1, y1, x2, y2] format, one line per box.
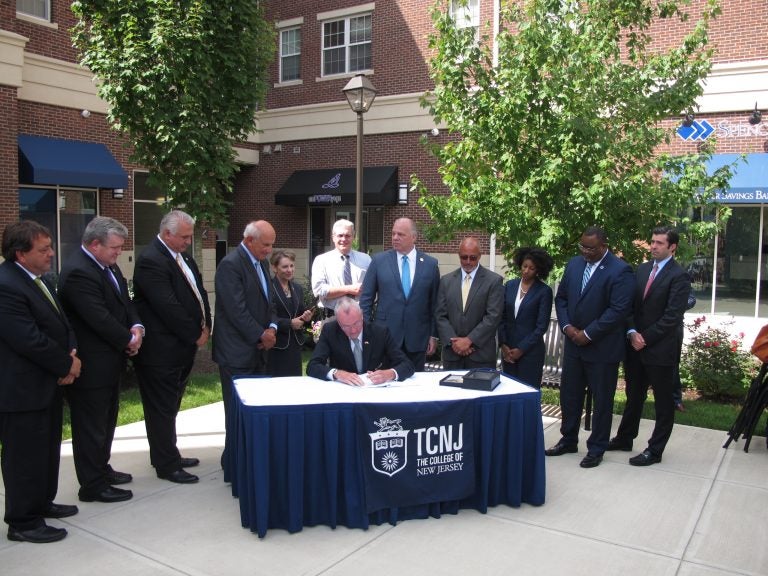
[18, 135, 128, 189]
[707, 153, 768, 203]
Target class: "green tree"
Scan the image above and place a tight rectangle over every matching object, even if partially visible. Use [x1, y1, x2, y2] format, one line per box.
[71, 0, 275, 227]
[414, 0, 734, 270]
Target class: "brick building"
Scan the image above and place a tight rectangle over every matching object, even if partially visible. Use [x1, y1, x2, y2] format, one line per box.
[1, 0, 768, 329]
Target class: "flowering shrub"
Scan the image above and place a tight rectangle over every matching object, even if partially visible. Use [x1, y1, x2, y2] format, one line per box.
[310, 320, 324, 343]
[680, 316, 757, 400]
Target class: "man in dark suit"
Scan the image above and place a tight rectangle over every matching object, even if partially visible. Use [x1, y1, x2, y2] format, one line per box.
[548, 226, 635, 468]
[360, 218, 440, 371]
[58, 217, 143, 504]
[307, 297, 415, 385]
[435, 236, 504, 369]
[212, 220, 278, 474]
[608, 226, 691, 465]
[0, 221, 81, 543]
[133, 210, 211, 484]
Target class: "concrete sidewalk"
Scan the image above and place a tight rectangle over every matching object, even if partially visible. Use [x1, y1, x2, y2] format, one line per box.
[1, 402, 766, 576]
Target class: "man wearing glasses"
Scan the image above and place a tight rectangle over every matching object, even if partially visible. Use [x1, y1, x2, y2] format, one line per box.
[435, 237, 504, 369]
[548, 226, 634, 468]
[311, 219, 371, 318]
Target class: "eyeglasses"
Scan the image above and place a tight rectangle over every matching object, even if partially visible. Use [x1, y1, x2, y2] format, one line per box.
[577, 243, 601, 253]
[459, 254, 479, 261]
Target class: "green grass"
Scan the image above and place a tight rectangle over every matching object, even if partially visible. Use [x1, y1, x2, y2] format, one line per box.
[542, 386, 767, 436]
[61, 355, 766, 441]
[62, 374, 222, 441]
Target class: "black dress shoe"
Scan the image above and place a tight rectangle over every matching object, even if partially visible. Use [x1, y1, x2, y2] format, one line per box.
[179, 457, 200, 468]
[606, 437, 633, 452]
[580, 453, 603, 468]
[106, 470, 133, 485]
[8, 525, 67, 543]
[545, 443, 578, 456]
[629, 450, 662, 466]
[79, 486, 133, 503]
[158, 469, 199, 484]
[43, 503, 79, 519]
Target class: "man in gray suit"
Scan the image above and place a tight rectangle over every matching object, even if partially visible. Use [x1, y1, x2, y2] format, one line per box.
[212, 220, 278, 477]
[436, 237, 504, 369]
[360, 218, 440, 371]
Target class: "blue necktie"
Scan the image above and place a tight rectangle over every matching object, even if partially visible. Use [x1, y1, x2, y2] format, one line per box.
[401, 255, 411, 298]
[581, 263, 594, 293]
[255, 261, 268, 298]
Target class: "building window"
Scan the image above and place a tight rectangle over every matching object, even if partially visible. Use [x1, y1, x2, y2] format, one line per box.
[133, 172, 169, 258]
[19, 187, 97, 273]
[322, 14, 372, 76]
[280, 27, 301, 83]
[450, 0, 479, 39]
[16, 0, 50, 20]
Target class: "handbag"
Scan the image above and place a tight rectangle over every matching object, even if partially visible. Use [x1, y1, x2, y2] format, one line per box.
[750, 324, 768, 363]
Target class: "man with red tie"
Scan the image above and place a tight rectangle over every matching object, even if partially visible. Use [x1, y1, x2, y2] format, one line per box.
[608, 226, 691, 465]
[133, 211, 211, 484]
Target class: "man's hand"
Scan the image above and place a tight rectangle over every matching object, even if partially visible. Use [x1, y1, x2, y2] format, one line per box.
[259, 327, 276, 350]
[126, 327, 144, 356]
[196, 326, 210, 348]
[334, 369, 365, 386]
[347, 282, 363, 297]
[367, 369, 396, 385]
[450, 336, 474, 357]
[629, 331, 646, 351]
[503, 346, 523, 363]
[565, 326, 590, 347]
[59, 350, 81, 385]
[427, 336, 437, 357]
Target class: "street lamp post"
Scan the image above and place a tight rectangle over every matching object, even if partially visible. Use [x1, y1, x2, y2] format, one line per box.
[342, 74, 377, 251]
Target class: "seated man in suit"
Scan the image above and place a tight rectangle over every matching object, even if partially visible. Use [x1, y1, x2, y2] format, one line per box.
[307, 297, 415, 386]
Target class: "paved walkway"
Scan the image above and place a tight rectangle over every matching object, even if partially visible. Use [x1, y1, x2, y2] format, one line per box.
[1, 402, 766, 576]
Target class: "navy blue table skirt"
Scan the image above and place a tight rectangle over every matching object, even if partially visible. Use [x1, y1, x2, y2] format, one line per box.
[230, 381, 546, 537]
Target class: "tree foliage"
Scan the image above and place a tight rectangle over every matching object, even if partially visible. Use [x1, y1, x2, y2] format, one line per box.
[414, 0, 734, 270]
[71, 0, 275, 227]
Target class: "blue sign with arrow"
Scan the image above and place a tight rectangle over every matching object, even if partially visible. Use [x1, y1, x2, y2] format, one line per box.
[677, 119, 714, 141]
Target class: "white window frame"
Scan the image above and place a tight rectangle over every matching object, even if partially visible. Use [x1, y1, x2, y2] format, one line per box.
[450, 0, 479, 40]
[16, 0, 50, 21]
[320, 12, 372, 78]
[279, 26, 302, 84]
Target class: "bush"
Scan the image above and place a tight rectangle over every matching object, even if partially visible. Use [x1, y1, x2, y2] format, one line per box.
[680, 316, 758, 401]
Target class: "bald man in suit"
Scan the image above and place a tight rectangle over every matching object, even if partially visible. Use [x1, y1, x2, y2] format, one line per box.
[436, 237, 504, 369]
[360, 218, 440, 371]
[548, 226, 635, 469]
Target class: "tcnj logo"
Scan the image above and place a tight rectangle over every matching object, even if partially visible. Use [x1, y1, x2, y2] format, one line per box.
[369, 417, 408, 477]
[321, 173, 341, 189]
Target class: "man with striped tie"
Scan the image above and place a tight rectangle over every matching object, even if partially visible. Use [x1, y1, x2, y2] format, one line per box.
[609, 226, 690, 466]
[311, 219, 370, 318]
[58, 217, 142, 504]
[548, 226, 635, 468]
[0, 221, 81, 542]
